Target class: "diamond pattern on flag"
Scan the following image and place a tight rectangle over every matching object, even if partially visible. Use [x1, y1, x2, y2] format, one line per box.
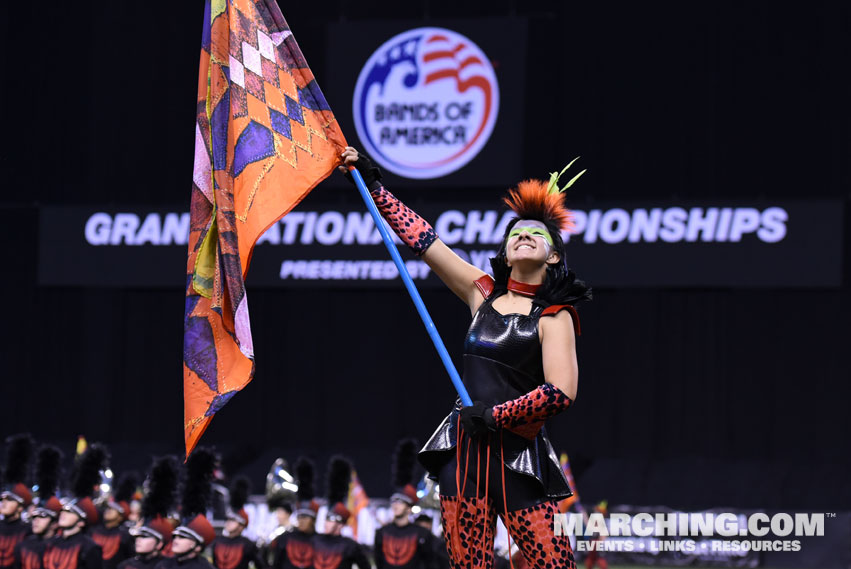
[183, 0, 346, 457]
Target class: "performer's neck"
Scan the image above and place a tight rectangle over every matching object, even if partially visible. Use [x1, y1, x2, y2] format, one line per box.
[61, 525, 83, 538]
[33, 527, 55, 539]
[507, 276, 542, 297]
[393, 516, 410, 527]
[508, 265, 546, 287]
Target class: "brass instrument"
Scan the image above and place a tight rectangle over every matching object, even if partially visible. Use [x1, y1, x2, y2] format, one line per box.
[414, 473, 440, 511]
[261, 458, 298, 546]
[265, 458, 298, 506]
[94, 468, 114, 507]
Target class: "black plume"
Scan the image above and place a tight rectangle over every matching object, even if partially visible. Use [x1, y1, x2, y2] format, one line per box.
[142, 456, 179, 520]
[3, 434, 35, 486]
[115, 471, 139, 504]
[392, 438, 418, 488]
[182, 448, 215, 518]
[326, 456, 351, 506]
[72, 443, 109, 498]
[229, 476, 251, 511]
[35, 445, 63, 500]
[294, 457, 315, 503]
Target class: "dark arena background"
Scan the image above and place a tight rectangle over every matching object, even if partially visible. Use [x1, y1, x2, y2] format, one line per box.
[1, 2, 850, 568]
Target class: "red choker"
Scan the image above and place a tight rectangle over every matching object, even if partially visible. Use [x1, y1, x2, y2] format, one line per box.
[507, 278, 541, 297]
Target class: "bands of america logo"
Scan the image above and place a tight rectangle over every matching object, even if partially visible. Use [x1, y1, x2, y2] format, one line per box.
[353, 27, 500, 179]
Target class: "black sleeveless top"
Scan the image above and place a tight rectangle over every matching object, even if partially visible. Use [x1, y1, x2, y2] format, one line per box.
[418, 277, 577, 502]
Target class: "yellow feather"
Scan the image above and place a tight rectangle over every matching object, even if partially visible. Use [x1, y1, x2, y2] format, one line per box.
[547, 157, 583, 194]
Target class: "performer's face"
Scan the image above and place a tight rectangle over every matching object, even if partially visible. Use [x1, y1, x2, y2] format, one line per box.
[103, 507, 122, 524]
[31, 515, 54, 535]
[390, 500, 410, 519]
[134, 536, 159, 555]
[323, 519, 343, 536]
[505, 220, 560, 268]
[0, 498, 20, 517]
[58, 510, 82, 530]
[296, 514, 315, 533]
[223, 519, 244, 536]
[170, 536, 198, 556]
[128, 502, 141, 523]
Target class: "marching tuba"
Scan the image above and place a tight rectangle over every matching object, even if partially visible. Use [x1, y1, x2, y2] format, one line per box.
[262, 458, 299, 544]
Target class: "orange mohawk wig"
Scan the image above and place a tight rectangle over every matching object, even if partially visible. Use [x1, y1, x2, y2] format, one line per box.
[503, 180, 575, 233]
[502, 158, 585, 233]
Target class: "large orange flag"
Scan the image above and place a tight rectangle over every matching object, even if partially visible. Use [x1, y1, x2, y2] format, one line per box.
[183, 0, 346, 457]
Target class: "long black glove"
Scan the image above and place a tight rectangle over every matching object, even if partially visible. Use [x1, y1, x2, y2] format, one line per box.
[459, 402, 496, 438]
[343, 153, 383, 191]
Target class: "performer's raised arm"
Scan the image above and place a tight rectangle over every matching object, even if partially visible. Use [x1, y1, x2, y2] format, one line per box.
[340, 147, 487, 312]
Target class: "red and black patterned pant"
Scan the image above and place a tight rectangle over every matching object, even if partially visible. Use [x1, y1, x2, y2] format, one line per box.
[439, 495, 576, 569]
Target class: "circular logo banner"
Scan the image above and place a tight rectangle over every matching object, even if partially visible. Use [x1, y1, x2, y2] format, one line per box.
[353, 27, 500, 180]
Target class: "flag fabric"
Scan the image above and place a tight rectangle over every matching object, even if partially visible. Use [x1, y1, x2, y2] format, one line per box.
[183, 0, 346, 457]
[559, 452, 585, 515]
[76, 436, 88, 457]
[346, 469, 369, 539]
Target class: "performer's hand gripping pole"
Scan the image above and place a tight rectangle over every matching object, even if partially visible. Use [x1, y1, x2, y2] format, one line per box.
[349, 167, 473, 407]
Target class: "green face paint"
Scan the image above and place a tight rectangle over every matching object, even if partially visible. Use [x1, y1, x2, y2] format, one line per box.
[507, 225, 553, 246]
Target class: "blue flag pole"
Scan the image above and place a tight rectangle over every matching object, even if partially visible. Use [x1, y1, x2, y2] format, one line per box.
[349, 168, 473, 407]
